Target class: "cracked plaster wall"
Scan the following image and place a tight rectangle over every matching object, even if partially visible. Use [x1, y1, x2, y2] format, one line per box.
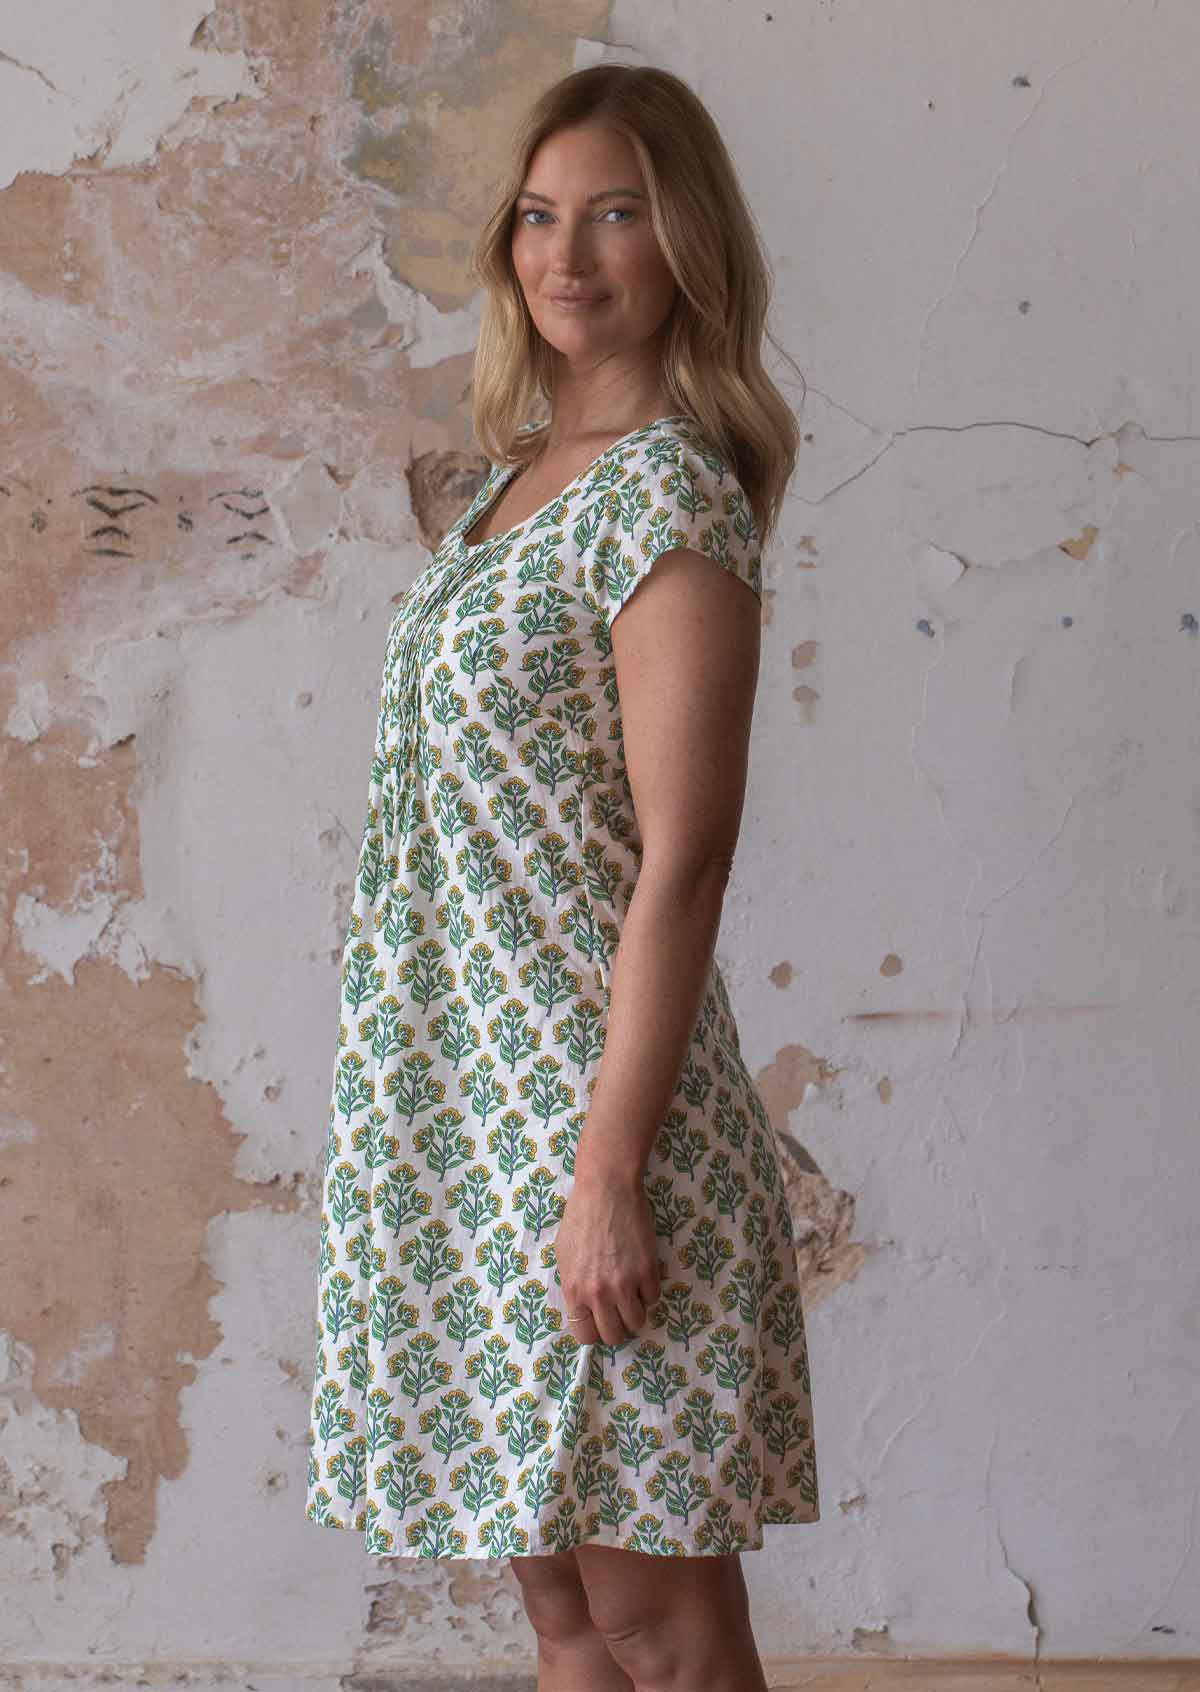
[0, 0, 1197, 1680]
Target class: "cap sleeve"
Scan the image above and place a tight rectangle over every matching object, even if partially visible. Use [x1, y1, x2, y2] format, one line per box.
[587, 431, 763, 632]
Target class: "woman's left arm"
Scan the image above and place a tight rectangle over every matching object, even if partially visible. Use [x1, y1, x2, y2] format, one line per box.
[575, 544, 761, 1188]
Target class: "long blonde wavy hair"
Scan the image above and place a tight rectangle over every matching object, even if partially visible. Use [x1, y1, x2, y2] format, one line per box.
[466, 63, 804, 547]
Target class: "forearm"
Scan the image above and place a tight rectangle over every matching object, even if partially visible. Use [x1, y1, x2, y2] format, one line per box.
[573, 851, 731, 1192]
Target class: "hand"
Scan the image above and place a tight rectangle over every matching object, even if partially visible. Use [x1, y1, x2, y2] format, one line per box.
[553, 1171, 662, 1348]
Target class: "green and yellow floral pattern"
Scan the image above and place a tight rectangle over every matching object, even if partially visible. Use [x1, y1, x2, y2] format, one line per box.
[305, 415, 819, 1558]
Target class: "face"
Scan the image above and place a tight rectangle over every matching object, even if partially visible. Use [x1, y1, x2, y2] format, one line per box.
[511, 123, 678, 381]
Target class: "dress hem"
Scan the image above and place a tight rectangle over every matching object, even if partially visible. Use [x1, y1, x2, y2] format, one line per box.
[304, 1504, 820, 1558]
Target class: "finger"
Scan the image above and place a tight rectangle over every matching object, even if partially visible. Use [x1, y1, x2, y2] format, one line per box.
[594, 1296, 635, 1348]
[563, 1306, 600, 1345]
[615, 1288, 647, 1336]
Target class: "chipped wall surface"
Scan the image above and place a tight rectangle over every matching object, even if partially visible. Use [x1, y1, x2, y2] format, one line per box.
[1, 0, 1198, 1680]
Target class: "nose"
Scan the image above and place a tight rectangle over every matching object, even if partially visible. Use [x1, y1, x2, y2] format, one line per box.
[547, 220, 597, 277]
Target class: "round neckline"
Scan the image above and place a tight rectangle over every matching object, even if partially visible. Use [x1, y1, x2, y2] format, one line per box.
[459, 413, 690, 553]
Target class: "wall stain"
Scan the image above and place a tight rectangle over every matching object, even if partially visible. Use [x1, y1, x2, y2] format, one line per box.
[1058, 524, 1099, 559]
[755, 1043, 868, 1307]
[0, 728, 296, 1566]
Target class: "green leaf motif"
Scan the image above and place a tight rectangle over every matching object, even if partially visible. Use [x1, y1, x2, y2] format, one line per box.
[306, 419, 820, 1555]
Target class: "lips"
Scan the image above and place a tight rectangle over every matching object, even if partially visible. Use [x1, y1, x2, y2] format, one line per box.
[550, 294, 610, 305]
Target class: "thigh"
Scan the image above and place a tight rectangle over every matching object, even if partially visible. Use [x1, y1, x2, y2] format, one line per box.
[572, 1542, 750, 1639]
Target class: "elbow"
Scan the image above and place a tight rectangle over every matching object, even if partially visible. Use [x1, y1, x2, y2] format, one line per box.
[703, 849, 736, 886]
[639, 842, 739, 899]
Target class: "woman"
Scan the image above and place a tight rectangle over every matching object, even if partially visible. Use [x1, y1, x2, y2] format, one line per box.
[306, 62, 819, 1691]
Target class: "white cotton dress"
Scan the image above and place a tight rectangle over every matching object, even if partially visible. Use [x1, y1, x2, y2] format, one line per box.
[305, 413, 820, 1558]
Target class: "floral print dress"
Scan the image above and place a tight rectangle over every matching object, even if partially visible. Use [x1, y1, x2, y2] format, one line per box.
[305, 412, 820, 1558]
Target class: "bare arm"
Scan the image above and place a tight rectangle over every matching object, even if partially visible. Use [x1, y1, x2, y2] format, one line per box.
[554, 547, 761, 1344]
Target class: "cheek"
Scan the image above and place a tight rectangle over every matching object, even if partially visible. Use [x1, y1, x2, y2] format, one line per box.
[510, 228, 538, 285]
[622, 233, 672, 285]
[625, 247, 675, 312]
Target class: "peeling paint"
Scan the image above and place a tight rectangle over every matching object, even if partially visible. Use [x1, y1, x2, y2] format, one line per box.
[2, 0, 1198, 1672]
[0, 2, 260, 190]
[755, 1045, 868, 1306]
[1058, 523, 1099, 560]
[0, 938, 287, 1564]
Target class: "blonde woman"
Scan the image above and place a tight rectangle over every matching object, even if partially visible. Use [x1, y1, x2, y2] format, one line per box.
[306, 62, 819, 1691]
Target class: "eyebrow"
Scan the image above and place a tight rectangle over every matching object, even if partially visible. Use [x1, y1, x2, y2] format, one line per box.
[516, 187, 646, 205]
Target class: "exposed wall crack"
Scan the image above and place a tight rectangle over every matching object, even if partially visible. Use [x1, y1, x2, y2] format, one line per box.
[910, 0, 1141, 409]
[793, 416, 1200, 509]
[998, 1541, 1044, 1691]
[0, 47, 57, 92]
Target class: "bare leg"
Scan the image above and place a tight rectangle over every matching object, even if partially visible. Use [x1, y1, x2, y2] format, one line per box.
[511, 1547, 636, 1692]
[573, 1543, 769, 1692]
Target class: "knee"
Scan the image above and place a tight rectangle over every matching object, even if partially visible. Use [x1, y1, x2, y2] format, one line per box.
[510, 1557, 593, 1645]
[583, 1557, 751, 1683]
[586, 1595, 678, 1683]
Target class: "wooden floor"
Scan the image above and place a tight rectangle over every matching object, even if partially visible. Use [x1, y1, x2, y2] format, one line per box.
[766, 1664, 1200, 1691]
[366, 1659, 1200, 1689]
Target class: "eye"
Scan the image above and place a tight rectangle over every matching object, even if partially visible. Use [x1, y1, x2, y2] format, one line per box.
[516, 206, 635, 226]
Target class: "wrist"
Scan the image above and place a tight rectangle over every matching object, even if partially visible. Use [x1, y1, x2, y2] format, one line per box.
[572, 1144, 646, 1196]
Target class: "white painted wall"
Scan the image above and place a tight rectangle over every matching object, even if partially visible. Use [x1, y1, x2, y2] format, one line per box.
[590, 0, 1200, 1661]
